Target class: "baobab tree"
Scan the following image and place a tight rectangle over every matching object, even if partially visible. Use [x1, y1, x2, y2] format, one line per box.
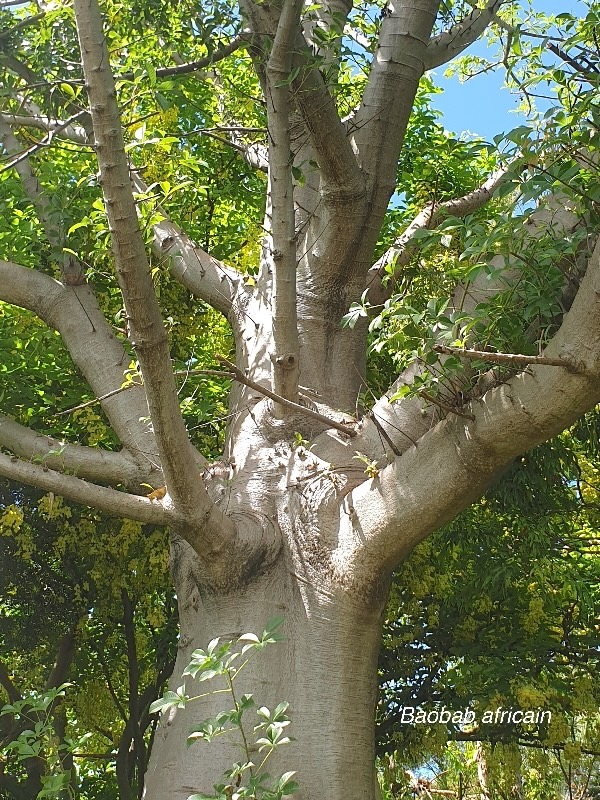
[0, 0, 598, 798]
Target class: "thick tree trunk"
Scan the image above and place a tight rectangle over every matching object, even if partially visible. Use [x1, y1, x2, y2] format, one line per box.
[143, 547, 387, 800]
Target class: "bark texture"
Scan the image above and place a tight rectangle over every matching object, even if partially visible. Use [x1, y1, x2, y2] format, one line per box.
[0, 1, 598, 799]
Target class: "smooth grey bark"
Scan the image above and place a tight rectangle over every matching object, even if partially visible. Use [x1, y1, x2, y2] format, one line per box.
[144, 553, 386, 800]
[265, 0, 302, 403]
[0, 2, 599, 800]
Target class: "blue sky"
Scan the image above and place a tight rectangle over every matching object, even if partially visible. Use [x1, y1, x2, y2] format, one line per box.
[432, 0, 588, 141]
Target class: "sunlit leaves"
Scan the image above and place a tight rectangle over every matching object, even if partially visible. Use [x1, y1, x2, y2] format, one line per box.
[378, 417, 600, 782]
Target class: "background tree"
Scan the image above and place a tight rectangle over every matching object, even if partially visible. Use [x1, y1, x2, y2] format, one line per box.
[377, 419, 600, 798]
[0, 1, 599, 799]
[0, 477, 177, 800]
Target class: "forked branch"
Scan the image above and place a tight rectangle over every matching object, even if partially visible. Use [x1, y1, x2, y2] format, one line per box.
[240, 0, 361, 195]
[72, 0, 227, 529]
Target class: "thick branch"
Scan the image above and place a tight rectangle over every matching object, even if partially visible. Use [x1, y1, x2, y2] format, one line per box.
[367, 165, 512, 304]
[0, 261, 159, 465]
[0, 660, 21, 704]
[290, 37, 364, 195]
[0, 112, 88, 144]
[302, 0, 352, 70]
[45, 629, 77, 691]
[0, 415, 159, 489]
[266, 0, 302, 405]
[342, 236, 600, 574]
[0, 453, 171, 524]
[352, 0, 439, 190]
[0, 51, 41, 87]
[241, 0, 362, 195]
[367, 193, 586, 457]
[0, 115, 85, 284]
[424, 0, 506, 71]
[73, 0, 222, 523]
[131, 174, 239, 317]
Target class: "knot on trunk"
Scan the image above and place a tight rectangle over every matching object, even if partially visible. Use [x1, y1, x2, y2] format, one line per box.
[274, 353, 297, 370]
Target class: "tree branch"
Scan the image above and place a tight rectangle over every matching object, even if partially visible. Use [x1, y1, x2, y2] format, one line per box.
[123, 35, 247, 80]
[0, 772, 30, 800]
[1, 112, 242, 317]
[266, 0, 303, 405]
[0, 114, 85, 284]
[131, 174, 239, 317]
[212, 357, 357, 436]
[366, 164, 513, 304]
[73, 0, 229, 530]
[0, 110, 90, 176]
[0, 112, 88, 144]
[0, 12, 45, 41]
[351, 0, 439, 192]
[45, 629, 77, 691]
[432, 345, 582, 372]
[0, 50, 41, 87]
[1, 35, 246, 88]
[342, 236, 600, 574]
[220, 129, 269, 172]
[365, 191, 587, 458]
[0, 261, 160, 465]
[547, 41, 600, 80]
[302, 0, 352, 70]
[0, 415, 159, 489]
[424, 0, 506, 71]
[120, 590, 147, 794]
[0, 659, 21, 705]
[0, 453, 172, 524]
[241, 0, 362, 195]
[291, 37, 364, 195]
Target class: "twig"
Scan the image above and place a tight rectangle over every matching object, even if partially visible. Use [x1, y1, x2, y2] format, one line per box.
[418, 390, 476, 422]
[55, 364, 357, 436]
[55, 383, 142, 416]
[433, 345, 579, 372]
[368, 412, 403, 455]
[0, 12, 45, 41]
[0, 110, 88, 173]
[197, 357, 357, 437]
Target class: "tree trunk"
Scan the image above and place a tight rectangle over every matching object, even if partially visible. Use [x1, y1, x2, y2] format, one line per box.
[143, 547, 387, 800]
[475, 743, 491, 800]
